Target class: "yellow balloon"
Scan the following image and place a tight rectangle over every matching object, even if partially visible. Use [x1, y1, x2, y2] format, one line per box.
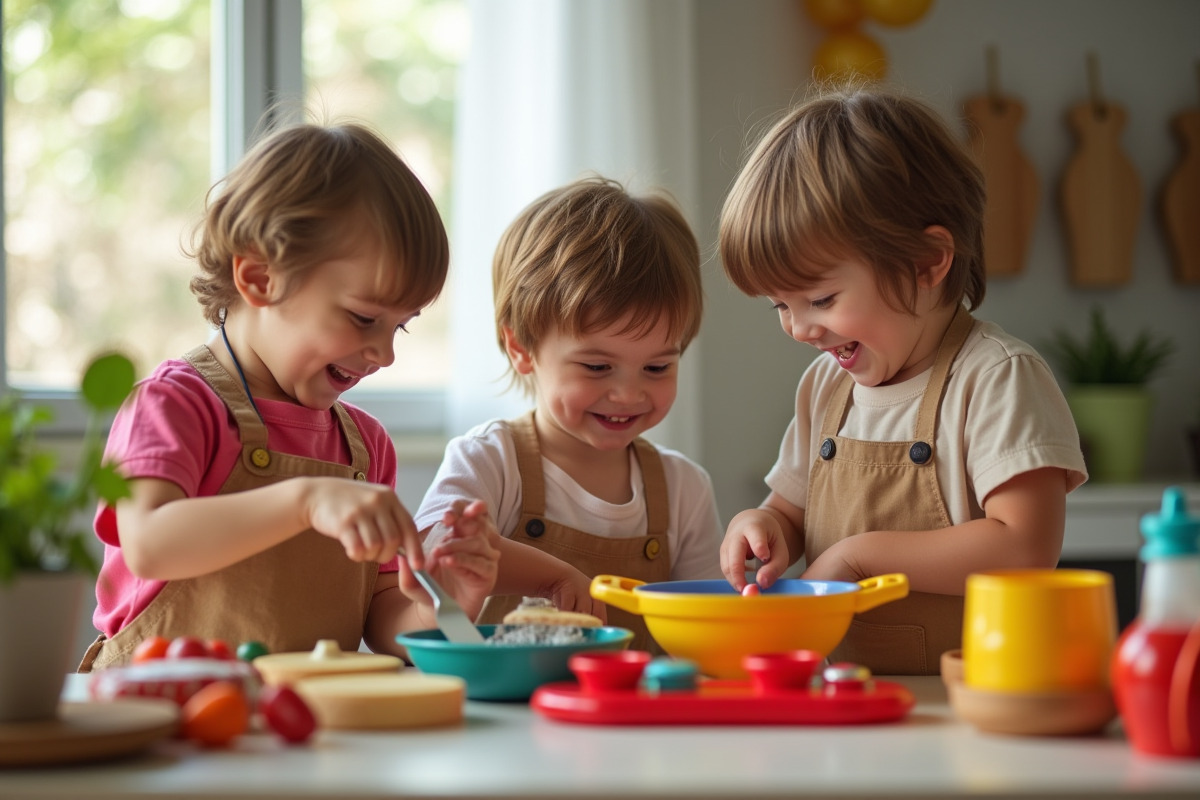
[862, 0, 933, 27]
[813, 31, 888, 82]
[803, 0, 865, 30]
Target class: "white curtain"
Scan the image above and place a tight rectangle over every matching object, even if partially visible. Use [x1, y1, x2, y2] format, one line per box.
[447, 0, 701, 457]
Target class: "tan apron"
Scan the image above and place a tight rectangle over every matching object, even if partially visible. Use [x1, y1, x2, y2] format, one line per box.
[79, 345, 378, 672]
[805, 306, 975, 676]
[476, 411, 671, 653]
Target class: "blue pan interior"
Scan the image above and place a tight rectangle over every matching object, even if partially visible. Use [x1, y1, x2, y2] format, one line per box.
[636, 578, 860, 596]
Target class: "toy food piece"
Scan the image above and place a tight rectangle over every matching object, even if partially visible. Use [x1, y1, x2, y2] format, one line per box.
[295, 673, 465, 729]
[640, 657, 699, 693]
[501, 596, 603, 627]
[252, 639, 402, 686]
[742, 584, 761, 597]
[90, 658, 261, 707]
[258, 684, 318, 744]
[180, 680, 249, 747]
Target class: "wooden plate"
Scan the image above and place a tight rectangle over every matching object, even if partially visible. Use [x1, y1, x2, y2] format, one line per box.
[0, 698, 178, 767]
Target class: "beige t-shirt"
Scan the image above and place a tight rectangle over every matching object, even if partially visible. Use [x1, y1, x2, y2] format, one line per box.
[765, 318, 1088, 525]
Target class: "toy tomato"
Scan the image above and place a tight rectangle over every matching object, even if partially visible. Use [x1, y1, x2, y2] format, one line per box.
[132, 635, 170, 663]
[206, 639, 234, 660]
[181, 680, 250, 747]
[167, 636, 210, 659]
[259, 685, 317, 744]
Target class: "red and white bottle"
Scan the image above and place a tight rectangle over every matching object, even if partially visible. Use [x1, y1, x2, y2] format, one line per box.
[1111, 486, 1200, 757]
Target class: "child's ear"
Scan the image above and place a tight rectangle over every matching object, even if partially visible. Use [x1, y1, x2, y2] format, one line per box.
[231, 252, 274, 307]
[501, 326, 535, 375]
[917, 225, 955, 289]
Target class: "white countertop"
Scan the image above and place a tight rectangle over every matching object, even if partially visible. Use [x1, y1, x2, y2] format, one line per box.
[2, 674, 1200, 799]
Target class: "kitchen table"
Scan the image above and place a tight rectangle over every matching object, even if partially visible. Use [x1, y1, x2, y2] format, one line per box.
[1, 673, 1199, 799]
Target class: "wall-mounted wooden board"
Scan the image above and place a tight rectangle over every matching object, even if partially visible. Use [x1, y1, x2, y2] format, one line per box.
[1162, 108, 1200, 283]
[964, 95, 1040, 277]
[1060, 102, 1142, 286]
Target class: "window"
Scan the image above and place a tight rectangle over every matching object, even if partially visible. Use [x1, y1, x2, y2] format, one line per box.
[2, 0, 465, 432]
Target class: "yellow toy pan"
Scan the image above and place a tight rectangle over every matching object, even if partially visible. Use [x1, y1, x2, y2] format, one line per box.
[591, 573, 909, 679]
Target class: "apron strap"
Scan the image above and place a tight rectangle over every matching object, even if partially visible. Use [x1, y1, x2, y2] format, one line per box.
[511, 411, 546, 517]
[330, 402, 371, 476]
[913, 305, 975, 444]
[184, 344, 268, 451]
[632, 438, 669, 537]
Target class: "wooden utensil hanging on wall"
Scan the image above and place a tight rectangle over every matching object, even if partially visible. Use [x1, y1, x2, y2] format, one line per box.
[964, 47, 1039, 278]
[1161, 62, 1200, 284]
[1060, 54, 1142, 287]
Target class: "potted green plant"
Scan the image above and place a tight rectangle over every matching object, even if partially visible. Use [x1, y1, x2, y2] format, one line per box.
[0, 353, 135, 722]
[1042, 307, 1175, 483]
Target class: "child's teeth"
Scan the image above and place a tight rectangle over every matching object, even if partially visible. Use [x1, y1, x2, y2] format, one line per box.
[606, 415, 630, 423]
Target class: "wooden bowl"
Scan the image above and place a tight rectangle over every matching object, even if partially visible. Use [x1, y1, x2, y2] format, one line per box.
[940, 650, 1116, 736]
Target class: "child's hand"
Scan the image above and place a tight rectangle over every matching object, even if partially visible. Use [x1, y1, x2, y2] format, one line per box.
[404, 499, 501, 620]
[721, 508, 791, 592]
[539, 566, 608, 623]
[301, 477, 423, 566]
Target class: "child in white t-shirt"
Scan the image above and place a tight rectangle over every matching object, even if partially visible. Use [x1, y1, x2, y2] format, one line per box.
[416, 176, 722, 650]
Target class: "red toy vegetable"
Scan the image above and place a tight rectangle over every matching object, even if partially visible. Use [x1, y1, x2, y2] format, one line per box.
[259, 684, 318, 744]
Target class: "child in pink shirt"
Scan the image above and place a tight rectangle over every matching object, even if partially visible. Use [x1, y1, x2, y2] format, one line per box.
[81, 121, 499, 670]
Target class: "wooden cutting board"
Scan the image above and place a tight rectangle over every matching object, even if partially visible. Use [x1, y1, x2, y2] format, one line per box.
[1060, 101, 1142, 286]
[964, 94, 1040, 277]
[0, 699, 178, 767]
[1162, 107, 1200, 283]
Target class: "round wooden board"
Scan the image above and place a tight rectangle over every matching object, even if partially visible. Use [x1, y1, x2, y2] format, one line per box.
[0, 698, 178, 768]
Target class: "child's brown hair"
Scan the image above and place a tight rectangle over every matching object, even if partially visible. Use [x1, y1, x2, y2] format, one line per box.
[493, 175, 703, 394]
[720, 86, 986, 313]
[188, 121, 449, 325]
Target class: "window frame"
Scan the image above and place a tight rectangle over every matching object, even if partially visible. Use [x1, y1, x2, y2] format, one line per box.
[1, 0, 446, 436]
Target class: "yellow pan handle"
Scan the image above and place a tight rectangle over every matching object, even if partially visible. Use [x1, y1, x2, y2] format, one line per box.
[590, 575, 646, 615]
[852, 573, 909, 613]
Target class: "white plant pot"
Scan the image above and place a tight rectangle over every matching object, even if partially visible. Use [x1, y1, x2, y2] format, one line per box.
[0, 571, 86, 723]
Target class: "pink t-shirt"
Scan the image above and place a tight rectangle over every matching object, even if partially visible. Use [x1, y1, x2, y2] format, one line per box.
[93, 358, 399, 637]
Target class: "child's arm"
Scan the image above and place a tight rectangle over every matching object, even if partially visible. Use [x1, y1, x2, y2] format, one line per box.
[801, 467, 1067, 593]
[489, 537, 608, 621]
[115, 475, 425, 579]
[720, 491, 806, 592]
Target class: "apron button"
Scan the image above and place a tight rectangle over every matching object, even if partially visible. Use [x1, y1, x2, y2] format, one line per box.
[820, 438, 836, 460]
[909, 441, 932, 464]
[251, 448, 271, 468]
[353, 471, 367, 481]
[644, 538, 661, 560]
[525, 519, 545, 538]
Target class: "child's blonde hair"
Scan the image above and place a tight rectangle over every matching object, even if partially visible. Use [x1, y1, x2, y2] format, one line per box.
[493, 176, 703, 394]
[720, 86, 986, 313]
[188, 121, 449, 326]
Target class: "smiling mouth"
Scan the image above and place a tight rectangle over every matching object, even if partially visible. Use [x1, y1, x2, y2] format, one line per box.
[597, 414, 633, 423]
[328, 365, 356, 385]
[834, 343, 859, 362]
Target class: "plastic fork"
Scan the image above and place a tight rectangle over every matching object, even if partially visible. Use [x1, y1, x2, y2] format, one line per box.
[412, 568, 486, 644]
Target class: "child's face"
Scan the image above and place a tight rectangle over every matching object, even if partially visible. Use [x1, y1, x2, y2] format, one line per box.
[247, 248, 424, 409]
[768, 255, 946, 387]
[523, 315, 680, 457]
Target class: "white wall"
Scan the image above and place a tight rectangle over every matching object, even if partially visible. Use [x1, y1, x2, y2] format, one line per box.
[694, 0, 1200, 523]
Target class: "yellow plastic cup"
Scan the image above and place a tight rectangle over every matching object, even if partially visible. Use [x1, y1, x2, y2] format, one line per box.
[963, 569, 1117, 694]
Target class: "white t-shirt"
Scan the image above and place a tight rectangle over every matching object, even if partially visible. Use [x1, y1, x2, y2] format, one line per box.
[415, 418, 723, 581]
[766, 318, 1088, 524]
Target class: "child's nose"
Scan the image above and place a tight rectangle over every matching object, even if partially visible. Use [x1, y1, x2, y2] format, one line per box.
[365, 331, 397, 367]
[607, 379, 645, 403]
[787, 315, 822, 344]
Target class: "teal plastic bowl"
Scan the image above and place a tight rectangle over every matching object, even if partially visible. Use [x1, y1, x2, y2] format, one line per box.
[396, 625, 634, 701]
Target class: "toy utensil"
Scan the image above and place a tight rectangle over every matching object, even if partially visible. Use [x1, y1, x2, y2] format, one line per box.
[412, 569, 486, 644]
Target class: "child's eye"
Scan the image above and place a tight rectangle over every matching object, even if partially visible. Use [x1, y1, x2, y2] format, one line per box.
[645, 364, 672, 375]
[810, 295, 834, 310]
[580, 363, 609, 373]
[350, 312, 375, 327]
[771, 300, 787, 311]
[396, 323, 410, 335]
